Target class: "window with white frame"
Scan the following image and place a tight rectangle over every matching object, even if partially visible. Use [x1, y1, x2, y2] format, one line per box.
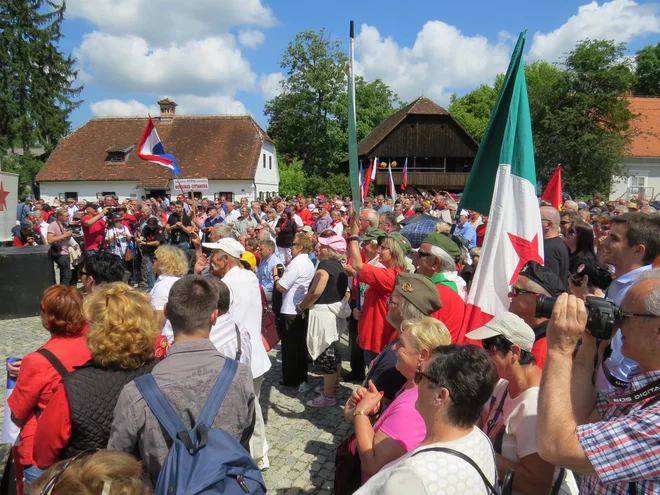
[629, 176, 648, 196]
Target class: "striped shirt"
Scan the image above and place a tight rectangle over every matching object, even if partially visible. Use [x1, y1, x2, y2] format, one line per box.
[209, 313, 252, 366]
[576, 369, 660, 494]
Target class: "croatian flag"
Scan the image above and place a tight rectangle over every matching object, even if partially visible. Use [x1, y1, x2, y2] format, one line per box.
[137, 117, 180, 174]
[402, 158, 408, 190]
[359, 161, 364, 201]
[388, 161, 397, 202]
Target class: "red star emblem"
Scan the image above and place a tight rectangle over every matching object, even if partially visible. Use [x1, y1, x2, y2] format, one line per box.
[0, 181, 9, 212]
[507, 232, 544, 285]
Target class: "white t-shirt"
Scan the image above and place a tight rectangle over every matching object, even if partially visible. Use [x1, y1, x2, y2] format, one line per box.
[356, 427, 496, 495]
[481, 379, 579, 495]
[150, 274, 180, 341]
[279, 254, 315, 315]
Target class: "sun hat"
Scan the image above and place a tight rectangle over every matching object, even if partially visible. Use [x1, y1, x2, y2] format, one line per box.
[317, 235, 347, 253]
[201, 238, 245, 258]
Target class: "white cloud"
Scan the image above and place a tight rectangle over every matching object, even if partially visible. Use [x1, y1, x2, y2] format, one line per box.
[66, 0, 276, 44]
[238, 29, 265, 48]
[90, 96, 247, 117]
[259, 72, 284, 100]
[90, 99, 159, 116]
[529, 0, 660, 62]
[75, 32, 256, 96]
[354, 22, 512, 105]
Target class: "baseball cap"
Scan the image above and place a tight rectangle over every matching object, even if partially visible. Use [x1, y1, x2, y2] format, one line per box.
[201, 238, 245, 258]
[240, 251, 257, 271]
[518, 261, 566, 295]
[301, 225, 313, 234]
[360, 227, 387, 242]
[317, 235, 347, 253]
[465, 312, 535, 352]
[421, 232, 461, 262]
[394, 273, 442, 315]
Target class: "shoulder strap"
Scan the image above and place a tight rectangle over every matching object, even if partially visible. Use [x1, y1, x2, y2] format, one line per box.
[134, 374, 189, 443]
[411, 446, 498, 495]
[234, 324, 243, 361]
[550, 468, 565, 495]
[36, 349, 68, 377]
[196, 358, 238, 428]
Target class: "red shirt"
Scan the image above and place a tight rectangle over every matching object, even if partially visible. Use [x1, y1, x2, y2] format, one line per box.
[358, 263, 403, 353]
[122, 213, 137, 233]
[403, 209, 416, 218]
[42, 210, 50, 222]
[81, 215, 106, 250]
[532, 337, 547, 369]
[7, 329, 91, 467]
[476, 224, 486, 247]
[430, 283, 467, 344]
[298, 208, 313, 226]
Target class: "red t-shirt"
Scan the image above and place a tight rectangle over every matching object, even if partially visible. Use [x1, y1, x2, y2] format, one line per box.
[532, 337, 547, 369]
[81, 215, 106, 250]
[7, 329, 91, 467]
[403, 209, 416, 218]
[430, 283, 467, 344]
[298, 208, 313, 226]
[358, 263, 403, 353]
[476, 224, 486, 247]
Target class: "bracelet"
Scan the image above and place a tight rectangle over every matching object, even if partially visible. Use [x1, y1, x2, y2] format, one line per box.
[349, 236, 360, 242]
[353, 410, 368, 417]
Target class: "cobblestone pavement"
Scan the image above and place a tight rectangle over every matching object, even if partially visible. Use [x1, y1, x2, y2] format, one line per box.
[0, 316, 358, 494]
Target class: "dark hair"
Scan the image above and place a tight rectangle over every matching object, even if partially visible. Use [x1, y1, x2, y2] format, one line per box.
[561, 211, 579, 224]
[612, 212, 660, 264]
[167, 275, 218, 333]
[481, 335, 537, 366]
[146, 217, 159, 229]
[425, 345, 497, 428]
[215, 279, 230, 315]
[382, 213, 398, 229]
[175, 200, 184, 207]
[571, 221, 596, 259]
[82, 252, 125, 284]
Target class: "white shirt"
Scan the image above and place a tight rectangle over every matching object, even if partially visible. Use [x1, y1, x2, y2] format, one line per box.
[150, 275, 181, 341]
[356, 427, 496, 495]
[222, 266, 271, 378]
[106, 224, 132, 258]
[292, 214, 304, 227]
[209, 313, 252, 366]
[38, 221, 49, 244]
[279, 254, 316, 315]
[331, 222, 343, 236]
[224, 209, 240, 224]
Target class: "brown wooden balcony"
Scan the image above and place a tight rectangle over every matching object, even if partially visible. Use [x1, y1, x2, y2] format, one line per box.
[374, 168, 470, 191]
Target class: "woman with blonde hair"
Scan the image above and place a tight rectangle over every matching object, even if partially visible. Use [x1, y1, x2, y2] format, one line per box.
[149, 245, 189, 342]
[33, 283, 160, 469]
[349, 215, 410, 365]
[344, 317, 451, 488]
[27, 449, 148, 495]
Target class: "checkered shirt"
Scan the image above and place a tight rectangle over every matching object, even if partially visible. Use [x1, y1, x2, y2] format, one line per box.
[400, 220, 440, 248]
[576, 369, 660, 494]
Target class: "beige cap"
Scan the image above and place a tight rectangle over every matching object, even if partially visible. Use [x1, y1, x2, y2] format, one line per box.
[465, 312, 535, 352]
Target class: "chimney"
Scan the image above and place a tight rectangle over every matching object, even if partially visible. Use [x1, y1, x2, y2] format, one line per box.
[158, 97, 177, 122]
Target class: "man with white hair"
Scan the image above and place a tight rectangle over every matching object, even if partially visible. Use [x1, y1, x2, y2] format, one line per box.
[454, 210, 477, 249]
[198, 237, 272, 470]
[540, 206, 569, 285]
[358, 208, 379, 235]
[563, 200, 578, 212]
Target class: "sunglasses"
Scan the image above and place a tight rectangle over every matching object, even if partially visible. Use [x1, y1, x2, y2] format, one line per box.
[617, 312, 660, 325]
[509, 286, 538, 297]
[567, 228, 576, 235]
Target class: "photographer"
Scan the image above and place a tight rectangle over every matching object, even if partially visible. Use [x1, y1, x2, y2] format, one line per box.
[136, 217, 166, 291]
[165, 201, 193, 252]
[538, 278, 660, 494]
[81, 203, 109, 252]
[47, 209, 74, 286]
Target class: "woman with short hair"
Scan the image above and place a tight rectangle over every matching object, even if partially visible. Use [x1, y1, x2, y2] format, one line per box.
[150, 245, 190, 343]
[33, 283, 160, 469]
[276, 209, 297, 264]
[8, 286, 92, 483]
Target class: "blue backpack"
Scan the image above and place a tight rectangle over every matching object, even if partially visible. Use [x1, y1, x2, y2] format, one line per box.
[134, 359, 267, 494]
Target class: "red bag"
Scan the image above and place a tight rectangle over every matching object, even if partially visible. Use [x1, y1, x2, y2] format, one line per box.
[260, 286, 280, 351]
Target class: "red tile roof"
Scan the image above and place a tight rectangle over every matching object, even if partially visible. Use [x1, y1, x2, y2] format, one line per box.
[628, 97, 660, 157]
[37, 116, 274, 182]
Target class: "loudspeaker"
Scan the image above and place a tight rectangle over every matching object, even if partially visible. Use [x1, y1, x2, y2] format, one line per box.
[0, 245, 55, 320]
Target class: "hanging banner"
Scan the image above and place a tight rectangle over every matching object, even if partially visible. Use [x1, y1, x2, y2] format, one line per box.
[0, 171, 19, 242]
[171, 178, 209, 191]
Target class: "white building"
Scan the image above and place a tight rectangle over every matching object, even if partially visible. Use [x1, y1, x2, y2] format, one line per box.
[36, 98, 279, 203]
[610, 97, 660, 201]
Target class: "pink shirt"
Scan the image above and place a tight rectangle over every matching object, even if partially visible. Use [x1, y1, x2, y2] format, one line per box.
[362, 386, 427, 483]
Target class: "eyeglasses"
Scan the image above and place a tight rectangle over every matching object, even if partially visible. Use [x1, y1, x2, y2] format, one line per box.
[509, 286, 538, 297]
[617, 312, 660, 324]
[560, 220, 570, 226]
[40, 449, 97, 495]
[414, 369, 432, 384]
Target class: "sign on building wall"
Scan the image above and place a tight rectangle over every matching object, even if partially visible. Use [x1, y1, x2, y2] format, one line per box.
[0, 171, 19, 242]
[171, 178, 209, 192]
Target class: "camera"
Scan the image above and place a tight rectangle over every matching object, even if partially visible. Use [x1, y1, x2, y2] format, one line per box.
[276, 264, 285, 278]
[572, 264, 612, 291]
[536, 295, 621, 340]
[104, 207, 121, 220]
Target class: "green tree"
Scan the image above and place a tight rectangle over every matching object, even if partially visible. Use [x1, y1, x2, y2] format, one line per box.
[634, 42, 660, 96]
[278, 156, 307, 197]
[0, 0, 82, 190]
[265, 29, 402, 176]
[448, 77, 502, 143]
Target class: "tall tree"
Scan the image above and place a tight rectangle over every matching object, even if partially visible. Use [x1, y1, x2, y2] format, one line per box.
[265, 29, 402, 176]
[634, 42, 660, 96]
[449, 76, 502, 143]
[0, 0, 82, 190]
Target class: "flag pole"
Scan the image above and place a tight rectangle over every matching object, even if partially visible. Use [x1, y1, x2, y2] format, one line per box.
[347, 20, 361, 214]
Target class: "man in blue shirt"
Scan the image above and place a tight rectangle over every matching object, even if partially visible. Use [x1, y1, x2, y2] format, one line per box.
[454, 210, 477, 249]
[257, 239, 281, 305]
[201, 206, 223, 242]
[375, 194, 392, 214]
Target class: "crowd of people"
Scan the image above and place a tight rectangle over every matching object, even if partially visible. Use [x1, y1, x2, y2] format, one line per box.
[5, 189, 660, 494]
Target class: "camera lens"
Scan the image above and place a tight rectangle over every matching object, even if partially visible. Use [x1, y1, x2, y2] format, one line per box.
[535, 294, 556, 320]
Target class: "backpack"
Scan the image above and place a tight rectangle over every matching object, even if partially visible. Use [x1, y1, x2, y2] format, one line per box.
[134, 359, 266, 495]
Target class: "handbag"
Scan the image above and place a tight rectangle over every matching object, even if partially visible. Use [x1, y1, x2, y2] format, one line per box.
[260, 286, 280, 351]
[334, 434, 362, 495]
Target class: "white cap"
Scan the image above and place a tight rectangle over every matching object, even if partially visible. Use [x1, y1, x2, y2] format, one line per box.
[459, 209, 469, 217]
[201, 238, 245, 258]
[465, 312, 535, 352]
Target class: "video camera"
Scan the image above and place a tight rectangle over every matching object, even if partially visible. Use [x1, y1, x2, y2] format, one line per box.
[104, 207, 122, 221]
[536, 295, 620, 340]
[571, 264, 613, 291]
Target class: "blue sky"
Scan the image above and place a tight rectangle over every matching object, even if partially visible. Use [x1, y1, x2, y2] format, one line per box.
[60, 0, 660, 130]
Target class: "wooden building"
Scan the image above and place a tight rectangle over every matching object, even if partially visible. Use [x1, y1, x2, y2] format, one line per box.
[358, 96, 479, 194]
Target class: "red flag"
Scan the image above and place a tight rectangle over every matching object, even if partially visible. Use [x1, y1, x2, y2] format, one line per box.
[402, 158, 408, 190]
[541, 165, 562, 209]
[363, 159, 374, 198]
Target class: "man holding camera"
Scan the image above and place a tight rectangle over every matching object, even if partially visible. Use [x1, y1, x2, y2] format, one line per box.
[81, 203, 109, 252]
[538, 276, 660, 494]
[166, 201, 193, 252]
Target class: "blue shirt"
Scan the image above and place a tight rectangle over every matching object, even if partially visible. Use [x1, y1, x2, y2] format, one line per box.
[257, 252, 282, 292]
[203, 216, 223, 242]
[376, 204, 393, 215]
[454, 221, 477, 249]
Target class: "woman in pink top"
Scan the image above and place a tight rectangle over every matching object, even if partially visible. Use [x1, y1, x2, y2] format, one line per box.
[343, 317, 451, 485]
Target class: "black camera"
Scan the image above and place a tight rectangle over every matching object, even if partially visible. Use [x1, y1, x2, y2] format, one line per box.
[536, 295, 620, 340]
[572, 264, 612, 291]
[104, 207, 121, 220]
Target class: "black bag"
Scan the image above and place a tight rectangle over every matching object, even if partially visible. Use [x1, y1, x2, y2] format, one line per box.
[334, 434, 362, 495]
